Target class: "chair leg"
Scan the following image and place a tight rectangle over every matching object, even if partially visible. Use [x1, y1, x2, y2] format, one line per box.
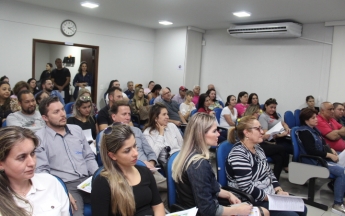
[303, 178, 328, 211]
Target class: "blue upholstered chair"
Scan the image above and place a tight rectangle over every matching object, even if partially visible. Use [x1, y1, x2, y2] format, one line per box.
[294, 109, 301, 126]
[64, 102, 75, 115]
[284, 110, 295, 128]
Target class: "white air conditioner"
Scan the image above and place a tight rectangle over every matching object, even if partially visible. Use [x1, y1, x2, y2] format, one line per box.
[227, 22, 302, 39]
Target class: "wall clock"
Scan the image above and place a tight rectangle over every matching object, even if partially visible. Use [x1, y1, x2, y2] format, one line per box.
[61, 20, 77, 36]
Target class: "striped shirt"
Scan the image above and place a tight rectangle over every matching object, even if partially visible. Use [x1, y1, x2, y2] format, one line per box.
[226, 142, 280, 201]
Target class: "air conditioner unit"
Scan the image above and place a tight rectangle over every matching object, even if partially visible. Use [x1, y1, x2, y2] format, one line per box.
[227, 22, 302, 39]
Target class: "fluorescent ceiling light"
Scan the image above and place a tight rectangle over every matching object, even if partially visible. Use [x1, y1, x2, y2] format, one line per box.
[233, 11, 251, 17]
[81, 2, 99, 9]
[159, 20, 173, 25]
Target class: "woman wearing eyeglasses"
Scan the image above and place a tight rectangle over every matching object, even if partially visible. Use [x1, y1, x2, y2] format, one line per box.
[258, 98, 293, 155]
[67, 94, 98, 140]
[143, 103, 183, 164]
[227, 116, 307, 216]
[130, 87, 150, 125]
[91, 124, 165, 216]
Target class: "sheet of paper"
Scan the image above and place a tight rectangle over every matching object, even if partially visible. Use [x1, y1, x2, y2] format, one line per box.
[77, 176, 92, 193]
[230, 204, 260, 216]
[268, 194, 305, 212]
[165, 207, 198, 216]
[83, 129, 94, 142]
[265, 122, 285, 141]
[337, 150, 345, 167]
[150, 167, 161, 172]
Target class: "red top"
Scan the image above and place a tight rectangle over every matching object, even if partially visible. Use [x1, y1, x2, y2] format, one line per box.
[198, 107, 211, 114]
[316, 115, 345, 151]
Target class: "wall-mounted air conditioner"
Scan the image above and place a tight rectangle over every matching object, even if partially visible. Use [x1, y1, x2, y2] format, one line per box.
[227, 22, 302, 39]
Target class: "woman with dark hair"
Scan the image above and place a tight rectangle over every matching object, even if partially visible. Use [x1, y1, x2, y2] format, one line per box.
[258, 98, 293, 154]
[143, 103, 183, 163]
[0, 76, 9, 83]
[91, 124, 165, 216]
[0, 126, 69, 215]
[0, 81, 13, 126]
[147, 84, 162, 101]
[227, 116, 307, 216]
[296, 108, 345, 214]
[39, 63, 53, 83]
[219, 95, 237, 129]
[305, 95, 319, 112]
[248, 93, 259, 106]
[197, 93, 215, 116]
[206, 88, 223, 110]
[235, 91, 249, 117]
[130, 87, 150, 124]
[72, 61, 93, 100]
[27, 78, 40, 95]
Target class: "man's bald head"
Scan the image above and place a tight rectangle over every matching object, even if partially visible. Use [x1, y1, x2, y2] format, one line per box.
[162, 88, 171, 101]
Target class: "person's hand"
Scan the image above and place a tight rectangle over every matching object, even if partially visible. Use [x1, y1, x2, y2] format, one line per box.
[277, 190, 289, 196]
[279, 131, 288, 137]
[143, 161, 155, 169]
[69, 193, 78, 213]
[263, 134, 270, 140]
[174, 120, 182, 127]
[331, 148, 338, 156]
[156, 122, 166, 135]
[232, 203, 253, 215]
[229, 192, 241, 204]
[331, 154, 339, 163]
[209, 111, 215, 117]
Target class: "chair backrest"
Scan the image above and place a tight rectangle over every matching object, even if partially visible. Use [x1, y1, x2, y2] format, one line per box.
[213, 108, 222, 124]
[260, 104, 264, 110]
[2, 120, 6, 127]
[219, 101, 224, 107]
[290, 127, 300, 162]
[53, 175, 73, 216]
[294, 109, 301, 126]
[95, 132, 103, 166]
[216, 140, 234, 187]
[190, 109, 198, 117]
[136, 160, 146, 166]
[64, 102, 75, 115]
[284, 111, 295, 128]
[167, 151, 179, 208]
[149, 98, 155, 105]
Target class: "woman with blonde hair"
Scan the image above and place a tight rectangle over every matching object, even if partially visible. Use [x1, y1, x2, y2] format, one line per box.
[0, 126, 69, 216]
[130, 87, 150, 124]
[172, 113, 264, 216]
[91, 124, 164, 216]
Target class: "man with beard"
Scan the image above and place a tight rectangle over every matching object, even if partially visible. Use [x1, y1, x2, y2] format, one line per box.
[7, 90, 45, 132]
[35, 96, 98, 216]
[35, 78, 65, 105]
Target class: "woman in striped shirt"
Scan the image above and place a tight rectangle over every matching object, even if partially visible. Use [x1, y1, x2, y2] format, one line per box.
[226, 116, 307, 216]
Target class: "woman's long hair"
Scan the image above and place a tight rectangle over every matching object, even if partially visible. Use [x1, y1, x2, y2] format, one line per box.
[78, 61, 87, 74]
[0, 126, 39, 216]
[205, 89, 216, 102]
[228, 116, 256, 143]
[225, 95, 235, 106]
[248, 93, 259, 105]
[143, 103, 166, 133]
[133, 87, 145, 109]
[72, 90, 95, 123]
[0, 82, 11, 111]
[172, 113, 215, 183]
[263, 98, 279, 120]
[197, 93, 209, 110]
[100, 124, 136, 215]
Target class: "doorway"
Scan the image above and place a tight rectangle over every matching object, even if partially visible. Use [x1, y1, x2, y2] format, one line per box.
[32, 39, 99, 103]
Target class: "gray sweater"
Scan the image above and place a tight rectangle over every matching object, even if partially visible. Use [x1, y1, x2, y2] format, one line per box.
[7, 111, 45, 132]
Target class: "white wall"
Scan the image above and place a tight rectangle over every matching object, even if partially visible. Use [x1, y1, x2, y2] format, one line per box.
[0, 0, 155, 108]
[153, 27, 187, 94]
[35, 43, 50, 79]
[200, 23, 333, 115]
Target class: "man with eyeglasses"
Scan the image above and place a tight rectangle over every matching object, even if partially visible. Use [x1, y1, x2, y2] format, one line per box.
[35, 96, 98, 216]
[316, 102, 345, 152]
[161, 88, 187, 126]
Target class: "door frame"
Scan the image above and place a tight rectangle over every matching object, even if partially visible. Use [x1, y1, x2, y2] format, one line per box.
[32, 39, 99, 103]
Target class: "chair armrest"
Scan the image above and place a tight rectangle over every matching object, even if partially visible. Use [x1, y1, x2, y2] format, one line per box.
[221, 186, 255, 204]
[299, 154, 328, 168]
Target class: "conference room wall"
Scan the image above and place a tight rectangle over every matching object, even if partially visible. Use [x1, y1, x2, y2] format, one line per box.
[0, 0, 155, 108]
[200, 23, 333, 115]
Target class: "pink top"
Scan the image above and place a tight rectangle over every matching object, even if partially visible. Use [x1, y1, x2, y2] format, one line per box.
[235, 103, 249, 117]
[192, 95, 199, 106]
[316, 115, 345, 151]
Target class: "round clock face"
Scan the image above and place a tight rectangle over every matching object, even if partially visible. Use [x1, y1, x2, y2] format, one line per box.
[61, 20, 77, 36]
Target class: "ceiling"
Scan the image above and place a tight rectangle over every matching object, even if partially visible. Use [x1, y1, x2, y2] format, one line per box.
[15, 0, 345, 30]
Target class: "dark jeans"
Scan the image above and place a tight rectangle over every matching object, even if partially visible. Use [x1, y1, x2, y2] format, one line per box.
[260, 142, 289, 180]
[276, 137, 293, 155]
[255, 200, 307, 216]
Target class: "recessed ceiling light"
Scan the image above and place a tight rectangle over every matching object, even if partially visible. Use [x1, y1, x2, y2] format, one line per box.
[159, 20, 173, 25]
[233, 11, 251, 17]
[81, 2, 99, 9]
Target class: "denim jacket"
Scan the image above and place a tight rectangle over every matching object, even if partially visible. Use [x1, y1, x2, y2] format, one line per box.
[175, 153, 222, 216]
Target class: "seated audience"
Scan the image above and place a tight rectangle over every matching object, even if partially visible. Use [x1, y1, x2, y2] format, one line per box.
[91, 124, 165, 216]
[227, 116, 307, 216]
[207, 84, 223, 102]
[35, 97, 98, 216]
[0, 75, 10, 83]
[144, 81, 155, 96]
[206, 88, 223, 110]
[179, 90, 196, 121]
[130, 87, 150, 124]
[173, 113, 265, 216]
[305, 95, 319, 112]
[34, 91, 49, 109]
[67, 95, 98, 140]
[192, 85, 200, 105]
[124, 81, 135, 99]
[197, 93, 215, 117]
[243, 105, 289, 180]
[11, 81, 31, 112]
[147, 84, 162, 102]
[143, 103, 183, 163]
[98, 86, 124, 130]
[259, 98, 293, 154]
[316, 102, 345, 152]
[248, 93, 260, 106]
[333, 102, 345, 127]
[70, 88, 98, 115]
[35, 79, 64, 105]
[172, 86, 187, 104]
[219, 95, 237, 129]
[105, 80, 128, 104]
[0, 81, 13, 126]
[39, 63, 53, 84]
[27, 78, 40, 95]
[296, 108, 345, 214]
[7, 90, 45, 132]
[72, 61, 93, 100]
[235, 91, 249, 117]
[161, 88, 187, 126]
[0, 126, 69, 216]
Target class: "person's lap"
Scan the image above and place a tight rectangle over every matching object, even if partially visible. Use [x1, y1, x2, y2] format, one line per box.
[65, 177, 91, 216]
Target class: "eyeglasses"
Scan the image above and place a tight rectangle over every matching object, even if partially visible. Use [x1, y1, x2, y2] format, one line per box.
[79, 96, 92, 102]
[249, 126, 264, 133]
[104, 122, 123, 135]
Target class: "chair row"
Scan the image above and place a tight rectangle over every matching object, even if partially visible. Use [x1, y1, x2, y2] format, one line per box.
[284, 109, 301, 128]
